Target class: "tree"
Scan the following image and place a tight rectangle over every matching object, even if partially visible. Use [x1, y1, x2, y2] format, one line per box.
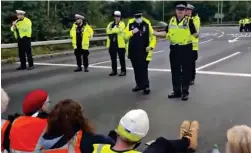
[1, 1, 249, 43]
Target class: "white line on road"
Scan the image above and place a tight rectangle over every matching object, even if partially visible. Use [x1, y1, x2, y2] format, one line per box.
[89, 50, 164, 66]
[90, 65, 172, 72]
[197, 70, 251, 77]
[217, 31, 225, 38]
[199, 39, 213, 44]
[196, 52, 241, 71]
[22, 62, 251, 78]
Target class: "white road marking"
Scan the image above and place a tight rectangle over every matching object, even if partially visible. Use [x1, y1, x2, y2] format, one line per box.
[200, 35, 208, 38]
[197, 70, 251, 77]
[217, 35, 224, 38]
[196, 52, 241, 71]
[21, 62, 251, 78]
[89, 50, 164, 66]
[228, 37, 239, 43]
[89, 60, 114, 66]
[217, 31, 225, 38]
[199, 39, 213, 44]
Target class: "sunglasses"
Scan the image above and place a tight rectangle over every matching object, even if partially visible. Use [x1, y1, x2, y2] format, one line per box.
[176, 8, 186, 11]
[134, 15, 142, 18]
[75, 18, 81, 20]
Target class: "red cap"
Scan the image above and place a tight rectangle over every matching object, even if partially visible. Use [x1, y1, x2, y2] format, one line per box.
[22, 89, 49, 114]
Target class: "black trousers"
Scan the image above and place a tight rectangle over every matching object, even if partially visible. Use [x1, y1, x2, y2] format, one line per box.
[143, 137, 190, 153]
[244, 24, 250, 32]
[74, 48, 89, 68]
[191, 51, 198, 81]
[109, 47, 126, 73]
[130, 54, 149, 89]
[18, 37, 34, 68]
[240, 25, 244, 32]
[169, 44, 192, 94]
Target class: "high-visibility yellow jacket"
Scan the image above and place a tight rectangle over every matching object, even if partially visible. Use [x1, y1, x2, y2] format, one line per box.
[93, 144, 140, 153]
[239, 19, 244, 25]
[70, 23, 94, 50]
[124, 17, 156, 61]
[10, 17, 32, 39]
[167, 16, 192, 46]
[106, 21, 126, 48]
[192, 14, 200, 51]
[244, 18, 250, 24]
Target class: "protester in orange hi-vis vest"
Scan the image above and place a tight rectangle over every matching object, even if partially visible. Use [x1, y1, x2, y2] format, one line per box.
[40, 99, 114, 153]
[8, 89, 51, 153]
[1, 88, 10, 152]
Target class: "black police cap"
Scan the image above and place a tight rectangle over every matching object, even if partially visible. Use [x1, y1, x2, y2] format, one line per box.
[174, 1, 187, 9]
[134, 10, 143, 16]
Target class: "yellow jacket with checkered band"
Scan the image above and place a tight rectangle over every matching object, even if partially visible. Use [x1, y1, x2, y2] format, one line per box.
[124, 17, 156, 61]
[70, 23, 94, 50]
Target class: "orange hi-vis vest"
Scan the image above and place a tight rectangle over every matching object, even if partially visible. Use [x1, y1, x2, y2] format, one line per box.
[9, 116, 47, 152]
[41, 130, 83, 153]
[1, 119, 10, 151]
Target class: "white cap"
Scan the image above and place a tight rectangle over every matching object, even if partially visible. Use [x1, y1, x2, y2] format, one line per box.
[187, 4, 194, 10]
[114, 11, 121, 16]
[16, 10, 25, 14]
[117, 109, 149, 142]
[1, 88, 10, 113]
[75, 14, 85, 20]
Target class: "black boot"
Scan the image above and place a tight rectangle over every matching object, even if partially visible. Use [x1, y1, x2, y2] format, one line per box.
[84, 67, 89, 72]
[190, 80, 195, 85]
[181, 94, 189, 101]
[143, 88, 151, 95]
[16, 66, 26, 70]
[132, 86, 143, 92]
[168, 92, 181, 98]
[118, 71, 126, 76]
[109, 71, 117, 76]
[27, 66, 34, 70]
[74, 67, 82, 72]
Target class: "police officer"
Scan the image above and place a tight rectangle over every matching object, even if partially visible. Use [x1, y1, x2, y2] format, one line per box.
[125, 11, 156, 95]
[239, 19, 244, 32]
[186, 4, 201, 85]
[244, 17, 250, 32]
[106, 11, 126, 76]
[70, 14, 94, 72]
[154, 2, 198, 101]
[248, 18, 251, 32]
[11, 10, 34, 70]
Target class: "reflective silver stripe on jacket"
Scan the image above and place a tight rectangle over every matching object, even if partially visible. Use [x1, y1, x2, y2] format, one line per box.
[96, 144, 104, 153]
[1, 119, 7, 127]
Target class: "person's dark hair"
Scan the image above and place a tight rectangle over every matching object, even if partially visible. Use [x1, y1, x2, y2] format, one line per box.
[47, 99, 94, 140]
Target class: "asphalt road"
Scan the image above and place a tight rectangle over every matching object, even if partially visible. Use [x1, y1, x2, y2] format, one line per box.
[2, 26, 251, 152]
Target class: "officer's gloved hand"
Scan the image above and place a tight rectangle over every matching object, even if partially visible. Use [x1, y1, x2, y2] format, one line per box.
[132, 28, 139, 34]
[146, 46, 152, 52]
[153, 31, 158, 36]
[193, 33, 199, 38]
